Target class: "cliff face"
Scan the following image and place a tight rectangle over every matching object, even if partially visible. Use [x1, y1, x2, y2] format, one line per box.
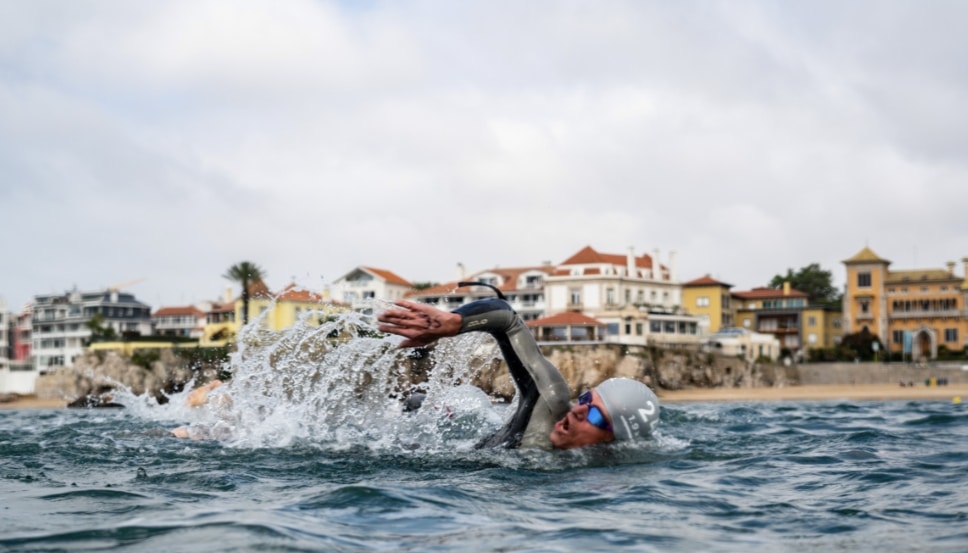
[34, 350, 212, 404]
[466, 344, 799, 400]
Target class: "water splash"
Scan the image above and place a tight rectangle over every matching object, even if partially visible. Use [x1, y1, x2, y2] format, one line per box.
[120, 301, 505, 451]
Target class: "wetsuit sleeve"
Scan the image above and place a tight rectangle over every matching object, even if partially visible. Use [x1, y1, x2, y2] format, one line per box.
[453, 298, 571, 449]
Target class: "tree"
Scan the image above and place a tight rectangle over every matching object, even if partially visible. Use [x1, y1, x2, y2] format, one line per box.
[84, 312, 117, 343]
[769, 263, 841, 305]
[411, 281, 440, 291]
[223, 261, 267, 326]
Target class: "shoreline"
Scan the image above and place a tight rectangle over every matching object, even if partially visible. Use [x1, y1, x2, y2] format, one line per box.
[1, 383, 965, 410]
[657, 383, 967, 403]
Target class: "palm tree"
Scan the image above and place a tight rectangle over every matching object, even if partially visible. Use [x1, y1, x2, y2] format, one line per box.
[223, 261, 267, 326]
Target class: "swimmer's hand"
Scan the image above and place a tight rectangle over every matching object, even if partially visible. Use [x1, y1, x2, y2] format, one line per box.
[376, 300, 462, 348]
[185, 380, 223, 408]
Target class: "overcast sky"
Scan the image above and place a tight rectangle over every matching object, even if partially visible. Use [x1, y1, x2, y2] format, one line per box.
[2, 0, 967, 311]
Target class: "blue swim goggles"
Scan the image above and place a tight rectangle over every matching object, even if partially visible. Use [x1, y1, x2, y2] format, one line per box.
[578, 390, 613, 432]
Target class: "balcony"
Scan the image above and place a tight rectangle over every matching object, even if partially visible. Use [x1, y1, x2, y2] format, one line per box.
[890, 310, 967, 319]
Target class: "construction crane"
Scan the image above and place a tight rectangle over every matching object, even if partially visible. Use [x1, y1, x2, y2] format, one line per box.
[108, 277, 146, 292]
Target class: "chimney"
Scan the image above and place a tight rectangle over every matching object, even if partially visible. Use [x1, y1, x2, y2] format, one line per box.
[783, 281, 791, 296]
[627, 247, 635, 277]
[947, 261, 955, 275]
[963, 257, 968, 279]
[225, 286, 233, 303]
[668, 250, 678, 282]
[652, 248, 660, 279]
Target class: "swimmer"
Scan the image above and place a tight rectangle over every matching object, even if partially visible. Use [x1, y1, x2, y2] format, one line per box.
[377, 297, 659, 450]
[170, 380, 229, 438]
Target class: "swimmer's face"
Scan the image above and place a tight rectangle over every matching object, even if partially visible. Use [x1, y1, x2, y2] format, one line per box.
[549, 389, 615, 449]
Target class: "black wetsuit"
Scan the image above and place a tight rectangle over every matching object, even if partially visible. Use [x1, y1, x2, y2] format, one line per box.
[453, 298, 571, 449]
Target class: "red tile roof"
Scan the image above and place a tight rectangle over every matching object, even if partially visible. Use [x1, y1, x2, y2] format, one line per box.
[210, 303, 234, 313]
[406, 265, 555, 297]
[561, 245, 656, 269]
[732, 287, 809, 300]
[558, 245, 667, 279]
[152, 306, 205, 318]
[527, 311, 606, 327]
[362, 266, 413, 287]
[275, 283, 324, 303]
[683, 274, 733, 288]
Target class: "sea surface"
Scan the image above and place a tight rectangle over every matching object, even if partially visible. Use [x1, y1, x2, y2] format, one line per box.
[3, 308, 967, 552]
[3, 399, 967, 552]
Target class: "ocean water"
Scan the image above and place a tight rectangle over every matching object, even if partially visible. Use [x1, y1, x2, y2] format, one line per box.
[3, 308, 967, 552]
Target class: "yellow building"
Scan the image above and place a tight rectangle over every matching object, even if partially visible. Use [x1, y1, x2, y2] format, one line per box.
[843, 247, 968, 360]
[732, 282, 842, 356]
[681, 275, 735, 335]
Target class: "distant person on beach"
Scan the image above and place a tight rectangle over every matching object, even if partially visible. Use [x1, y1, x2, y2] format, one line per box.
[377, 297, 660, 450]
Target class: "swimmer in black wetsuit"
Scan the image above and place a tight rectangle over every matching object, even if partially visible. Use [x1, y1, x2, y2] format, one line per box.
[377, 297, 660, 450]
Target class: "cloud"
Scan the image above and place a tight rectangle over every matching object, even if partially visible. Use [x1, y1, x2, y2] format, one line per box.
[2, 0, 968, 312]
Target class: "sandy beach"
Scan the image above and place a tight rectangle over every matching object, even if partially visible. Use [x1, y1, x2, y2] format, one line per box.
[1, 384, 965, 410]
[658, 383, 967, 403]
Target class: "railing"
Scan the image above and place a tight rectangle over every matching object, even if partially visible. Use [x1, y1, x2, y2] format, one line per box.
[890, 310, 967, 319]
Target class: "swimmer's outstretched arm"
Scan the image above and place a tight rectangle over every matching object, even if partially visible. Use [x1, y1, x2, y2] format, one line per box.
[378, 298, 570, 448]
[376, 300, 462, 347]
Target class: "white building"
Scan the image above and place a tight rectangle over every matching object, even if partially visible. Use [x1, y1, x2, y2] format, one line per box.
[31, 288, 152, 370]
[330, 266, 414, 311]
[406, 264, 556, 321]
[544, 246, 700, 346]
[152, 305, 207, 338]
[703, 327, 782, 362]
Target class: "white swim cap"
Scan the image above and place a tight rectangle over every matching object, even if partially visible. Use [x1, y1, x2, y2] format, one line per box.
[595, 378, 660, 441]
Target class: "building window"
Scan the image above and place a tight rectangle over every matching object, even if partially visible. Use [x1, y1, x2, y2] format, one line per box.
[857, 272, 872, 287]
[650, 321, 662, 333]
[860, 300, 870, 314]
[570, 289, 581, 305]
[808, 333, 817, 344]
[743, 319, 751, 328]
[945, 328, 958, 342]
[807, 316, 816, 326]
[606, 288, 616, 305]
[696, 296, 710, 307]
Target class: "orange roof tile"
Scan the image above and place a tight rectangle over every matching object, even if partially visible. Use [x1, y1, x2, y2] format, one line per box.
[683, 274, 733, 288]
[152, 306, 205, 317]
[527, 311, 606, 327]
[361, 266, 413, 287]
[732, 287, 809, 300]
[561, 245, 657, 270]
[275, 283, 324, 303]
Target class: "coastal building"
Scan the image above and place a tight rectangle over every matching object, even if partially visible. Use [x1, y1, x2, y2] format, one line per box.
[702, 327, 781, 362]
[0, 298, 9, 372]
[407, 264, 555, 321]
[264, 283, 347, 329]
[732, 283, 842, 358]
[0, 297, 39, 394]
[200, 302, 236, 347]
[526, 311, 607, 342]
[543, 246, 700, 346]
[330, 267, 413, 312]
[681, 275, 735, 335]
[842, 247, 968, 361]
[152, 306, 207, 338]
[30, 287, 152, 370]
[12, 306, 32, 365]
